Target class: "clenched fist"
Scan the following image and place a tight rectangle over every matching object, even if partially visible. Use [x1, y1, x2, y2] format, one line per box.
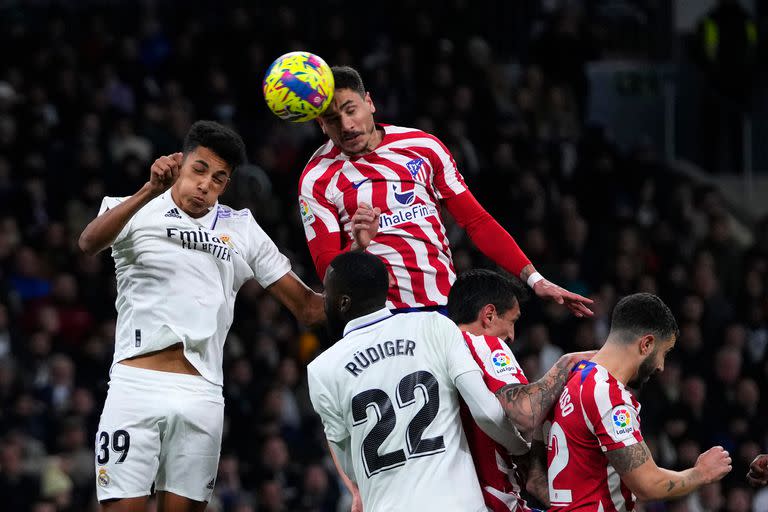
[695, 446, 732, 484]
[747, 454, 768, 487]
[148, 152, 183, 196]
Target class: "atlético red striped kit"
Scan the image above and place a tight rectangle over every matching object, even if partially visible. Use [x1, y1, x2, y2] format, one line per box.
[460, 332, 535, 512]
[299, 124, 531, 309]
[547, 361, 643, 512]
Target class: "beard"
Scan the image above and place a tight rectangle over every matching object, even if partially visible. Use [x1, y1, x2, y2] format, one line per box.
[628, 355, 659, 389]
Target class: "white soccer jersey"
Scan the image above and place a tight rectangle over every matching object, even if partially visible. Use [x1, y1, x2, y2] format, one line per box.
[308, 309, 486, 512]
[100, 192, 291, 385]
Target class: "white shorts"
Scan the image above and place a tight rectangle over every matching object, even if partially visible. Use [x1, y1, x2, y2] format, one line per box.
[94, 364, 224, 502]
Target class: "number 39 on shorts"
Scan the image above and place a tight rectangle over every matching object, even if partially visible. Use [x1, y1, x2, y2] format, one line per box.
[96, 429, 131, 465]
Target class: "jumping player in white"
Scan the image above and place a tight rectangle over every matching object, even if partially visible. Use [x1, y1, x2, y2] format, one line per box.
[79, 121, 324, 512]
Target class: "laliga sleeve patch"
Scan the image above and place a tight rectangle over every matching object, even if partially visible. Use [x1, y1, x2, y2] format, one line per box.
[490, 349, 518, 376]
[611, 405, 637, 437]
[299, 198, 316, 226]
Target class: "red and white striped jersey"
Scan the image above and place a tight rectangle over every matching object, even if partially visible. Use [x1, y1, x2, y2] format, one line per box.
[546, 361, 643, 512]
[298, 124, 468, 309]
[460, 331, 534, 512]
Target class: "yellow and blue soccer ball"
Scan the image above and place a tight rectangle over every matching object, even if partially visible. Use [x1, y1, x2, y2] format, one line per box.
[263, 51, 334, 122]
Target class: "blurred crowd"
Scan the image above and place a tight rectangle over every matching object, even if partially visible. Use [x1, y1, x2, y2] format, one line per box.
[0, 1, 765, 511]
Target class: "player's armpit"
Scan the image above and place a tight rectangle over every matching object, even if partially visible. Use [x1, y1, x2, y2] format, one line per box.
[266, 271, 325, 326]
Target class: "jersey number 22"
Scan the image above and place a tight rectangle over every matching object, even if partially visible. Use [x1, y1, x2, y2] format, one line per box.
[351, 370, 445, 478]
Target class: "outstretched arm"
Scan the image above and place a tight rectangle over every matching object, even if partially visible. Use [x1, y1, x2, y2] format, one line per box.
[607, 442, 732, 501]
[443, 191, 593, 317]
[496, 351, 594, 432]
[266, 271, 325, 327]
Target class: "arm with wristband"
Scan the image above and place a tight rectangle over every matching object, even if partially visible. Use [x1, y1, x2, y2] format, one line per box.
[442, 190, 593, 317]
[352, 190, 594, 317]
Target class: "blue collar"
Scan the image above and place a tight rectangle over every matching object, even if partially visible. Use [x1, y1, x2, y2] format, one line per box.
[343, 308, 393, 337]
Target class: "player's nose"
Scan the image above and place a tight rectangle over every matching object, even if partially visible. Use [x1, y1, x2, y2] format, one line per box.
[341, 113, 356, 131]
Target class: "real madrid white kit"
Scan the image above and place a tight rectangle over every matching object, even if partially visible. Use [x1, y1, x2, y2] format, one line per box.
[95, 192, 290, 502]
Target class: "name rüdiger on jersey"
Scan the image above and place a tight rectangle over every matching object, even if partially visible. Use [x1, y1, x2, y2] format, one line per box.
[166, 227, 233, 261]
[345, 339, 416, 377]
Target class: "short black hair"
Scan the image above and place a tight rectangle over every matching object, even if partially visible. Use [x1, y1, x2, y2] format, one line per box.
[447, 269, 528, 324]
[328, 251, 389, 310]
[610, 293, 679, 343]
[331, 66, 365, 96]
[183, 120, 247, 172]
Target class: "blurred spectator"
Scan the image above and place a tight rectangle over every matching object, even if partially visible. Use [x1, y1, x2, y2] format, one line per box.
[0, 2, 762, 509]
[693, 0, 758, 173]
[0, 439, 41, 511]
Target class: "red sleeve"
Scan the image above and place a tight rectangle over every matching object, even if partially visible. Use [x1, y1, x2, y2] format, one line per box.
[443, 190, 531, 277]
[306, 230, 349, 281]
[298, 159, 347, 280]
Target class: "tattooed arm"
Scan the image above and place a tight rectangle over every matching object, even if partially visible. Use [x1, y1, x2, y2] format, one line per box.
[525, 428, 550, 507]
[606, 442, 732, 501]
[495, 351, 593, 432]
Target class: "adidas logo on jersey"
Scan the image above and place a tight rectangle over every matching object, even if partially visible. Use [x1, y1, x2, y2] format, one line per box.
[164, 208, 182, 218]
[206, 478, 215, 490]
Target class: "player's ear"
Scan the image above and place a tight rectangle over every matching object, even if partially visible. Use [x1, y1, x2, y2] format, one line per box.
[316, 117, 327, 135]
[480, 304, 495, 328]
[339, 295, 351, 314]
[638, 334, 655, 356]
[365, 92, 376, 114]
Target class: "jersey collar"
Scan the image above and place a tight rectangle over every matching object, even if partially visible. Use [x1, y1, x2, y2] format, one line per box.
[161, 192, 220, 230]
[343, 307, 393, 337]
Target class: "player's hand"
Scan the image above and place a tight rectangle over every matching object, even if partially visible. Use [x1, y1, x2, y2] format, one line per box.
[747, 454, 768, 487]
[532, 278, 594, 318]
[695, 446, 732, 484]
[562, 350, 598, 369]
[352, 202, 381, 250]
[147, 152, 183, 196]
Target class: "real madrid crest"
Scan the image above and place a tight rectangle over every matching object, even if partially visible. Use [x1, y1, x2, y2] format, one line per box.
[97, 467, 110, 487]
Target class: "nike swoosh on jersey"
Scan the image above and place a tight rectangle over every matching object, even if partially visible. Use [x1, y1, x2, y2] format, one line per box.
[352, 178, 370, 189]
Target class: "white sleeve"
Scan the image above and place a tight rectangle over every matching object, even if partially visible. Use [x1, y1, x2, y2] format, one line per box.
[98, 196, 133, 244]
[307, 365, 349, 444]
[456, 370, 531, 453]
[245, 212, 291, 288]
[440, 317, 483, 382]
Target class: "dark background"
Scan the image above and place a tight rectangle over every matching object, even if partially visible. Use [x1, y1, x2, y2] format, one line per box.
[0, 1, 766, 511]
